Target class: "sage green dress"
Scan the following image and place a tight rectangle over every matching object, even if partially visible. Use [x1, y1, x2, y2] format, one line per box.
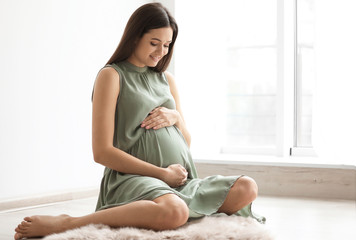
[94, 61, 265, 223]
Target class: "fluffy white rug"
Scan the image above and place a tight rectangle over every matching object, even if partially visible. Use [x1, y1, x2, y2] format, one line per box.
[44, 215, 274, 240]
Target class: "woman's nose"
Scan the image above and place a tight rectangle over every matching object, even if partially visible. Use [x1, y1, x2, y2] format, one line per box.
[156, 46, 165, 56]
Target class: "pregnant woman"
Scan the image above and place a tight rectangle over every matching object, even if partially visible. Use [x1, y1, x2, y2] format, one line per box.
[14, 3, 264, 239]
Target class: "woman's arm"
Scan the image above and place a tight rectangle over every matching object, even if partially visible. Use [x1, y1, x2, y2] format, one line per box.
[92, 67, 187, 187]
[140, 72, 191, 147]
[165, 71, 191, 147]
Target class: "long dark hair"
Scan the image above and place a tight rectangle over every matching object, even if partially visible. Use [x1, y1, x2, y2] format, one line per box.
[107, 3, 178, 73]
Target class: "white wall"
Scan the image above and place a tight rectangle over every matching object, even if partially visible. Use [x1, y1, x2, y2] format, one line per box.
[0, 0, 150, 200]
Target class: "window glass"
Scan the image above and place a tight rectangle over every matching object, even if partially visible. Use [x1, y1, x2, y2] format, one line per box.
[175, 0, 278, 155]
[296, 0, 315, 147]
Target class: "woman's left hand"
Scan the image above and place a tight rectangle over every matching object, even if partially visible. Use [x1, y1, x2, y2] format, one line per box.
[141, 107, 181, 130]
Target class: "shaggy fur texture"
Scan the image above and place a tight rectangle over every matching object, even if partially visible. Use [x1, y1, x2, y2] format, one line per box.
[44, 216, 274, 240]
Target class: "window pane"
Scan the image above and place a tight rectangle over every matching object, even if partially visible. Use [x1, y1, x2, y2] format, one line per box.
[225, 48, 277, 148]
[175, 0, 278, 155]
[296, 0, 315, 147]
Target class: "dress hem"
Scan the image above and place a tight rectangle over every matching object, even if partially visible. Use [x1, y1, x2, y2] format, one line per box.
[187, 175, 243, 218]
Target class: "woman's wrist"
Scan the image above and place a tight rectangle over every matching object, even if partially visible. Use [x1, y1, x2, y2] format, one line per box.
[174, 110, 184, 129]
[152, 166, 168, 181]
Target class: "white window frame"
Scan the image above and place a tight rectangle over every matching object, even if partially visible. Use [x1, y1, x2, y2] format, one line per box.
[277, 0, 317, 158]
[290, 0, 316, 157]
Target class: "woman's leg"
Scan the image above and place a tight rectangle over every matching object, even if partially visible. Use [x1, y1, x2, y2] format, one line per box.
[217, 176, 258, 215]
[14, 193, 189, 240]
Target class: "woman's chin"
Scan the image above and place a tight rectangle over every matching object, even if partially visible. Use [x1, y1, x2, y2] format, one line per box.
[147, 62, 159, 67]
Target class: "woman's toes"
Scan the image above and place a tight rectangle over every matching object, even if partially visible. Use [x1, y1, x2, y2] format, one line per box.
[21, 221, 31, 227]
[14, 227, 26, 234]
[14, 217, 33, 239]
[14, 232, 23, 240]
[17, 224, 27, 231]
[24, 216, 33, 222]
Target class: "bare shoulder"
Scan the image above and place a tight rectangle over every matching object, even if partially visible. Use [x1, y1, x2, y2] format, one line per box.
[164, 71, 181, 100]
[93, 66, 120, 101]
[96, 66, 120, 84]
[95, 67, 120, 90]
[164, 71, 175, 84]
[164, 71, 178, 92]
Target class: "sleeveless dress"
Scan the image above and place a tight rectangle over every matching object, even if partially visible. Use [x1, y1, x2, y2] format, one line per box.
[94, 60, 265, 223]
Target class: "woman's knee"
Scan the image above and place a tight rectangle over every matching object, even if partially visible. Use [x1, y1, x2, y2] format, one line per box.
[218, 176, 258, 215]
[155, 194, 189, 230]
[236, 176, 258, 202]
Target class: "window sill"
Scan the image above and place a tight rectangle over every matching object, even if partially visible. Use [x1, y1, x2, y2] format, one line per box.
[193, 154, 355, 200]
[193, 153, 356, 170]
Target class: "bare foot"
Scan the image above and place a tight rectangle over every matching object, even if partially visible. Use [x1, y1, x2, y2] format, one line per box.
[14, 214, 72, 240]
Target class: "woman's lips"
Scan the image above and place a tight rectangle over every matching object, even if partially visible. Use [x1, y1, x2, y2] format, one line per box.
[150, 55, 161, 62]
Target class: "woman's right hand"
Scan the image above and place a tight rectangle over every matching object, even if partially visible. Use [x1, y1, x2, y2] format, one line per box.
[161, 164, 188, 188]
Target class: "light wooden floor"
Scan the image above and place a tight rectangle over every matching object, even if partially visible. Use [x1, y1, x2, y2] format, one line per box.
[1, 196, 355, 240]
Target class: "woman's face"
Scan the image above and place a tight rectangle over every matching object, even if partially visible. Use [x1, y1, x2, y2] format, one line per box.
[128, 27, 173, 68]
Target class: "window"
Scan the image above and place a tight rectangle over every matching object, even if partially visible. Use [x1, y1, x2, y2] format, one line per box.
[175, 0, 319, 158]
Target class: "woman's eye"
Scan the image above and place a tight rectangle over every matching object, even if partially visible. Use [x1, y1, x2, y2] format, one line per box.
[150, 42, 169, 48]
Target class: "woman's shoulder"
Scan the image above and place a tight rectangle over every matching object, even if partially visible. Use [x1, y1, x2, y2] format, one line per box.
[92, 65, 121, 102]
[98, 65, 120, 80]
[101, 62, 124, 75]
[163, 71, 176, 85]
[95, 65, 121, 90]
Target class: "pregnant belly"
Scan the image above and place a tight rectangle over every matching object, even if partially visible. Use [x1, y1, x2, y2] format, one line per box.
[128, 126, 190, 168]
